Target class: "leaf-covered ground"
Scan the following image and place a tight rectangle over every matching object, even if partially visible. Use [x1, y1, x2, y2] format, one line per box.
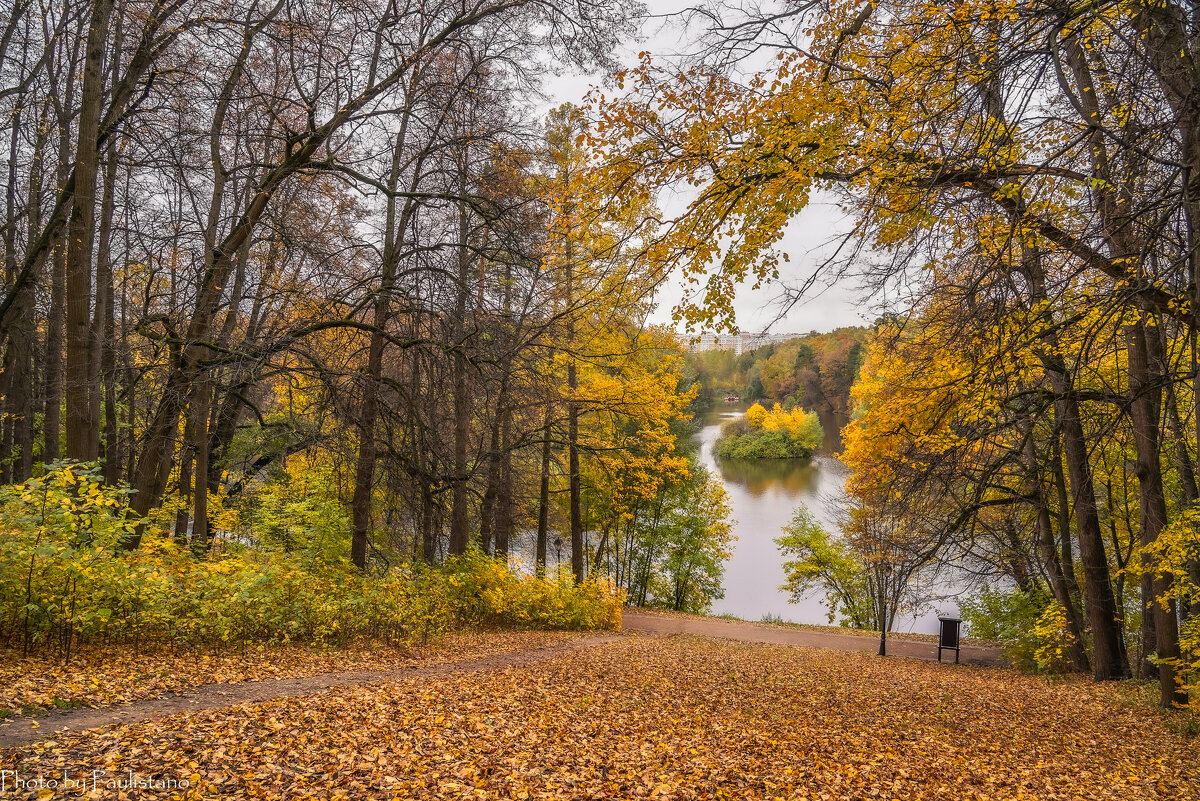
[624, 608, 1001, 646]
[0, 631, 589, 718]
[3, 635, 1196, 800]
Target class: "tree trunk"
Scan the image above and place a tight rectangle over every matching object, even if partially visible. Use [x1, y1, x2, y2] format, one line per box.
[478, 418, 501, 555]
[1020, 242, 1127, 678]
[1044, 360, 1130, 680]
[1126, 322, 1187, 706]
[2, 98, 37, 482]
[494, 404, 513, 560]
[174, 402, 195, 546]
[1024, 421, 1091, 673]
[64, 0, 115, 462]
[877, 594, 887, 657]
[349, 104, 421, 570]
[44, 107, 73, 466]
[97, 148, 120, 484]
[189, 377, 211, 552]
[535, 404, 553, 577]
[449, 185, 473, 556]
[1037, 504, 1091, 672]
[565, 250, 584, 582]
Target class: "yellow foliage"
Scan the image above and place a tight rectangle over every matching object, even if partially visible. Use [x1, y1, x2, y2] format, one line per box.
[1033, 603, 1077, 675]
[745, 402, 767, 429]
[0, 466, 622, 658]
[1148, 511, 1200, 713]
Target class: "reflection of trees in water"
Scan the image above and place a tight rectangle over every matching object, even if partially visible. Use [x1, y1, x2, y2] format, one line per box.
[714, 451, 849, 497]
[716, 456, 821, 496]
[814, 407, 848, 453]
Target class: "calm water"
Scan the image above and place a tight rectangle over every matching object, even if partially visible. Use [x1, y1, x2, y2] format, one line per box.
[699, 409, 958, 633]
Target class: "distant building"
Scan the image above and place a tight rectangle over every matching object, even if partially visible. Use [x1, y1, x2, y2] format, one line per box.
[686, 332, 800, 355]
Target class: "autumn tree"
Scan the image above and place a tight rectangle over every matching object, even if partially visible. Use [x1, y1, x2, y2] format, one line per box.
[593, 0, 1200, 701]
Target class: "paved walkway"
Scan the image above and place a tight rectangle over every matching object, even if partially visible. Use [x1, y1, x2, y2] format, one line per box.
[622, 612, 1004, 666]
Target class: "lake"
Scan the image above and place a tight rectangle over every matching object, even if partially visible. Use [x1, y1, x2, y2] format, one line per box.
[698, 409, 961, 633]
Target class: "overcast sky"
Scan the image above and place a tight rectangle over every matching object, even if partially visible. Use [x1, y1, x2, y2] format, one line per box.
[538, 3, 871, 335]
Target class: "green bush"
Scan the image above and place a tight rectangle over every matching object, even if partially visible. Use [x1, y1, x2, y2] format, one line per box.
[959, 585, 1052, 672]
[717, 427, 814, 459]
[715, 402, 823, 460]
[0, 465, 622, 657]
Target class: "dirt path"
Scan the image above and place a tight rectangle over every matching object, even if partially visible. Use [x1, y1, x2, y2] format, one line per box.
[622, 612, 1004, 666]
[0, 633, 628, 750]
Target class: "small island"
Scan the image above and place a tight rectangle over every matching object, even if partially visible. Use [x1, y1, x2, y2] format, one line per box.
[715, 402, 824, 460]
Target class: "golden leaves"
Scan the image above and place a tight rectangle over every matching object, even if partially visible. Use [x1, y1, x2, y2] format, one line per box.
[0, 631, 586, 719]
[6, 636, 1198, 800]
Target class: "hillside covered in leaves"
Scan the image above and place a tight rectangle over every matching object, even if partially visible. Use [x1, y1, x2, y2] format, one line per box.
[4, 636, 1197, 800]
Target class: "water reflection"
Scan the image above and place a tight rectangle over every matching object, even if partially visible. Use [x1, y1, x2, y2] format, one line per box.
[698, 410, 842, 625]
[699, 408, 949, 633]
[716, 454, 840, 498]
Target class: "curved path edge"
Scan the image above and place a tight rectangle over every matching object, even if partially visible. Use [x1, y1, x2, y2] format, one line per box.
[0, 633, 628, 750]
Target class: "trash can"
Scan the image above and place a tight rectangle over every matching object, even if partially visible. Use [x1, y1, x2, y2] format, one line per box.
[937, 617, 962, 664]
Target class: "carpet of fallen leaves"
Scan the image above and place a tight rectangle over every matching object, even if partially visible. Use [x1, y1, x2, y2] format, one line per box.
[625, 609, 998, 647]
[3, 635, 1198, 800]
[0, 630, 588, 717]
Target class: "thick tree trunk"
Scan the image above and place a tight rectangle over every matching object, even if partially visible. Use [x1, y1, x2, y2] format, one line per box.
[64, 0, 115, 462]
[1044, 359, 1130, 680]
[1126, 322, 1187, 706]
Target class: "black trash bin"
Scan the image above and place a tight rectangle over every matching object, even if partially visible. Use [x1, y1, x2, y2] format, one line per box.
[937, 617, 962, 664]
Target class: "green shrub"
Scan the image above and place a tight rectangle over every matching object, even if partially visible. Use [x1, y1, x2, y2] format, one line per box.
[959, 585, 1052, 672]
[0, 465, 622, 657]
[717, 428, 812, 459]
[715, 402, 822, 460]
